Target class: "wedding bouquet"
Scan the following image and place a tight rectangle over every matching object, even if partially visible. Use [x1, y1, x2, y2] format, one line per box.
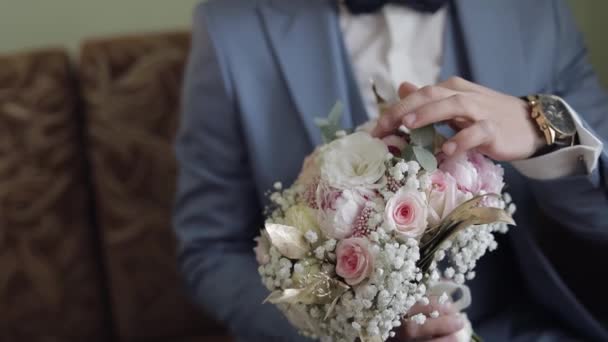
[254, 103, 516, 342]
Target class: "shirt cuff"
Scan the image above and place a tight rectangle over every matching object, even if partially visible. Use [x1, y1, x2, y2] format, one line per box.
[511, 102, 604, 180]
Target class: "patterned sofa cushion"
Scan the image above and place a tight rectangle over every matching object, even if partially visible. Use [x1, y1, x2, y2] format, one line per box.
[0, 49, 107, 341]
[79, 32, 227, 341]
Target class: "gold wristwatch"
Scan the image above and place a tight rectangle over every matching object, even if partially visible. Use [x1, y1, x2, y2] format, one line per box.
[524, 94, 578, 147]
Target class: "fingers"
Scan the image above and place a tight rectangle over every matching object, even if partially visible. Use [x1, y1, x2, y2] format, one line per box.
[429, 334, 462, 342]
[373, 85, 454, 137]
[399, 82, 419, 98]
[442, 120, 495, 156]
[408, 298, 458, 316]
[402, 314, 465, 341]
[439, 76, 490, 94]
[401, 94, 480, 129]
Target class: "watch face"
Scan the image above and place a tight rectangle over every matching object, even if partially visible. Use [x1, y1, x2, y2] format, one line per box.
[539, 96, 577, 135]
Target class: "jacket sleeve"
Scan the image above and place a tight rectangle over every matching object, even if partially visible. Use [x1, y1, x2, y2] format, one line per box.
[172, 5, 310, 341]
[514, 0, 608, 235]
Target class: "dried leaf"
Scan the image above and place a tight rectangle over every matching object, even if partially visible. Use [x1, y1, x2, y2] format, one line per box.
[359, 333, 383, 342]
[418, 195, 516, 272]
[265, 273, 349, 308]
[265, 223, 310, 259]
[284, 304, 320, 334]
[458, 207, 516, 227]
[265, 288, 311, 304]
[439, 195, 496, 227]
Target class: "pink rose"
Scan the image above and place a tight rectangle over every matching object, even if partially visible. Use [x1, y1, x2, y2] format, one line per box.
[253, 231, 271, 265]
[428, 170, 472, 226]
[382, 135, 408, 156]
[385, 188, 428, 239]
[316, 185, 374, 239]
[335, 237, 374, 285]
[468, 151, 505, 194]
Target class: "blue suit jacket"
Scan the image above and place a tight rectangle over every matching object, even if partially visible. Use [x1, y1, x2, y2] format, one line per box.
[173, 0, 608, 340]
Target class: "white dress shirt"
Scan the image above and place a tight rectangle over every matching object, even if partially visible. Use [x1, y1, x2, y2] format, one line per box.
[339, 5, 603, 180]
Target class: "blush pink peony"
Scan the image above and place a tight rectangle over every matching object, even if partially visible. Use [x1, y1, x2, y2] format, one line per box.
[439, 151, 504, 196]
[316, 186, 375, 239]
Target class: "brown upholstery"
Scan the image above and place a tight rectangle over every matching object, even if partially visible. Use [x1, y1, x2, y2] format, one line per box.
[0, 50, 107, 341]
[79, 32, 226, 341]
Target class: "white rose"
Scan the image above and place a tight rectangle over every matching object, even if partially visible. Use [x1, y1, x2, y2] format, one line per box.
[320, 132, 388, 190]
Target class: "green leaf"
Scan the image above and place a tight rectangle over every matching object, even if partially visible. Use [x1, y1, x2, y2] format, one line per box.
[315, 101, 344, 143]
[412, 146, 437, 172]
[410, 125, 436, 148]
[327, 101, 344, 125]
[318, 123, 341, 144]
[401, 145, 415, 161]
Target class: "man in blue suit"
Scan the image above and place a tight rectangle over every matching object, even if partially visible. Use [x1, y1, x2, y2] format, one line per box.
[173, 0, 608, 340]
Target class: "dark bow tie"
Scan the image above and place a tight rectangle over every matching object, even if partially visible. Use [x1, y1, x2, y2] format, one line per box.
[343, 0, 448, 14]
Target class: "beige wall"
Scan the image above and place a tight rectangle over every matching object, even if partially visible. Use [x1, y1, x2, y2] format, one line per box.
[0, 1, 606, 85]
[568, 0, 608, 87]
[0, 0, 201, 53]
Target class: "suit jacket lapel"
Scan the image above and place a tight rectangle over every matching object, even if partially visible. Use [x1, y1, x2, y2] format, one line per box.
[441, 0, 525, 95]
[258, 0, 355, 146]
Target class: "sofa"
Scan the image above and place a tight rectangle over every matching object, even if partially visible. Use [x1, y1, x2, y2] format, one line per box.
[0, 31, 231, 342]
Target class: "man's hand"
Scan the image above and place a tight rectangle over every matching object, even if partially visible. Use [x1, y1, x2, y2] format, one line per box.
[395, 298, 465, 341]
[372, 77, 546, 162]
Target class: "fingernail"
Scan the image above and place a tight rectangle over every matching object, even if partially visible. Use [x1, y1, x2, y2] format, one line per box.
[443, 142, 457, 155]
[403, 113, 416, 127]
[450, 315, 466, 330]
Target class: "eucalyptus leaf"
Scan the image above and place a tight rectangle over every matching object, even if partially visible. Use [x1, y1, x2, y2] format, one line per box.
[327, 101, 344, 125]
[412, 146, 438, 172]
[401, 145, 415, 161]
[315, 101, 344, 143]
[314, 117, 329, 126]
[410, 125, 436, 148]
[318, 123, 341, 144]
